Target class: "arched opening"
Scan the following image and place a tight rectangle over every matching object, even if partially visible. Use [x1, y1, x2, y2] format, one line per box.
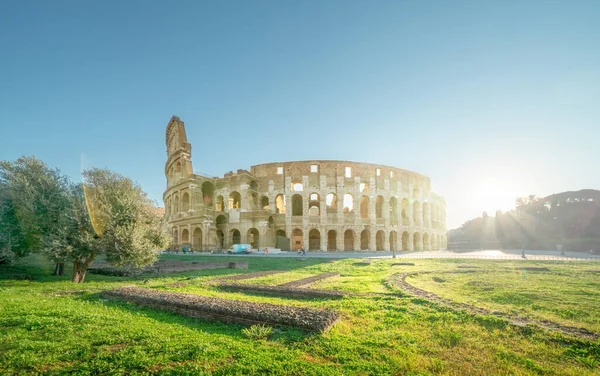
[173, 195, 180, 213]
[193, 227, 202, 251]
[309, 229, 320, 250]
[275, 194, 286, 214]
[402, 231, 409, 251]
[172, 229, 178, 249]
[216, 195, 224, 212]
[423, 203, 429, 226]
[413, 201, 420, 225]
[328, 230, 337, 251]
[202, 181, 215, 207]
[401, 198, 409, 225]
[344, 230, 354, 251]
[249, 180, 259, 192]
[231, 229, 241, 245]
[360, 230, 370, 250]
[182, 192, 190, 212]
[228, 192, 241, 210]
[291, 180, 303, 192]
[276, 229, 286, 238]
[292, 228, 303, 250]
[275, 229, 288, 250]
[268, 216, 274, 228]
[413, 187, 420, 198]
[360, 196, 370, 219]
[414, 232, 422, 251]
[360, 181, 369, 193]
[175, 161, 182, 180]
[181, 229, 189, 244]
[389, 197, 398, 224]
[343, 194, 354, 213]
[216, 214, 227, 226]
[326, 193, 338, 213]
[217, 230, 224, 248]
[423, 233, 430, 251]
[376, 230, 385, 251]
[389, 231, 397, 251]
[261, 196, 270, 211]
[309, 193, 320, 216]
[292, 194, 303, 216]
[248, 228, 259, 249]
[376, 196, 384, 219]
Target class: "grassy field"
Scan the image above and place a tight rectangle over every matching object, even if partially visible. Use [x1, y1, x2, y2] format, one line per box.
[1, 254, 599, 375]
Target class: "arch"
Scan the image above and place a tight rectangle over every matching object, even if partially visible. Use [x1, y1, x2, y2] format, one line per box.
[249, 180, 259, 192]
[193, 227, 202, 251]
[228, 191, 241, 210]
[401, 198, 409, 223]
[217, 230, 224, 248]
[275, 194, 286, 214]
[175, 161, 182, 180]
[342, 193, 353, 213]
[231, 229, 241, 245]
[326, 193, 338, 212]
[389, 197, 398, 223]
[328, 230, 337, 251]
[402, 231, 410, 251]
[360, 195, 370, 219]
[182, 192, 190, 212]
[173, 194, 180, 213]
[344, 229, 355, 251]
[216, 214, 227, 226]
[376, 195, 384, 219]
[216, 195, 224, 212]
[376, 230, 385, 251]
[202, 181, 215, 206]
[292, 194, 303, 216]
[172, 229, 179, 248]
[309, 193, 320, 216]
[389, 230, 397, 251]
[309, 229, 320, 250]
[276, 229, 286, 238]
[181, 228, 189, 244]
[413, 232, 422, 251]
[291, 180, 303, 192]
[413, 187, 420, 198]
[413, 201, 420, 225]
[292, 228, 303, 250]
[360, 229, 370, 250]
[247, 228, 259, 249]
[261, 196, 270, 211]
[268, 216, 274, 228]
[423, 233, 430, 251]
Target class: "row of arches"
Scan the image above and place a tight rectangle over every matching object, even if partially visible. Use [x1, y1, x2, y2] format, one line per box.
[171, 226, 446, 252]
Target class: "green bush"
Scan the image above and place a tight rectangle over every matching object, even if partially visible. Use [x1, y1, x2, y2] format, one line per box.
[242, 324, 273, 340]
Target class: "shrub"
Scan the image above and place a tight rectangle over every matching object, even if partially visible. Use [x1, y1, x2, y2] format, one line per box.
[242, 324, 273, 340]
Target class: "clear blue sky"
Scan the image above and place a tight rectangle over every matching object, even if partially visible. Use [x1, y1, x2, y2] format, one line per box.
[1, 0, 599, 229]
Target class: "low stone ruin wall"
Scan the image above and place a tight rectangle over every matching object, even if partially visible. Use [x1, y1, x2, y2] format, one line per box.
[214, 270, 284, 282]
[89, 261, 248, 276]
[217, 283, 346, 299]
[278, 272, 339, 288]
[102, 287, 339, 332]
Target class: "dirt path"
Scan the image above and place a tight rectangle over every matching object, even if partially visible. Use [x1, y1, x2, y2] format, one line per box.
[389, 271, 599, 341]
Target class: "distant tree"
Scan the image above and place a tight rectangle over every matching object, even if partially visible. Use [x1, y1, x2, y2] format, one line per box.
[45, 168, 169, 283]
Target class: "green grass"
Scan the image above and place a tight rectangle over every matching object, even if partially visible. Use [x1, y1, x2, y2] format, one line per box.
[1, 254, 599, 375]
[408, 261, 600, 333]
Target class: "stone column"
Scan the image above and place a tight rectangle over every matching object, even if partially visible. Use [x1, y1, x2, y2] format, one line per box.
[337, 229, 344, 252]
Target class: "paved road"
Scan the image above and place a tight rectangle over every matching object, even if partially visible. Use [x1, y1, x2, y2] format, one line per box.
[165, 249, 600, 261]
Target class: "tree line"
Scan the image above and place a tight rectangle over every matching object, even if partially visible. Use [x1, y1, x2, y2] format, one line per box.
[448, 190, 600, 251]
[0, 156, 169, 282]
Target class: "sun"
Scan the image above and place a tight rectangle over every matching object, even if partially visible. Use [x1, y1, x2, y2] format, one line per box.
[472, 180, 518, 215]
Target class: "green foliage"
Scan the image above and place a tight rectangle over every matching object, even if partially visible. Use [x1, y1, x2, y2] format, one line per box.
[242, 324, 273, 340]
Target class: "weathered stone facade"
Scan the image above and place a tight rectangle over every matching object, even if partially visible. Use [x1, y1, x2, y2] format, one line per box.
[164, 116, 447, 252]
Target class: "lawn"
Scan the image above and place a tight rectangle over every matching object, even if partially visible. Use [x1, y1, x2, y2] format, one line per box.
[1, 254, 599, 375]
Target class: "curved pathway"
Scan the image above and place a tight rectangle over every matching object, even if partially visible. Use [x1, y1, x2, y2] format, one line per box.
[389, 271, 599, 341]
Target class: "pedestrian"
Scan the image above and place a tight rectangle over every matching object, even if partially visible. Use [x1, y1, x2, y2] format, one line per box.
[302, 247, 306, 256]
[265, 247, 269, 256]
[521, 248, 526, 259]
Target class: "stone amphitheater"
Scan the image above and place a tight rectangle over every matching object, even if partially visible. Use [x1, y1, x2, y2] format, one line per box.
[164, 116, 447, 252]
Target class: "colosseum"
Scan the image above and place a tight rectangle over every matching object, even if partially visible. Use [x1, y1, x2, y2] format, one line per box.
[164, 116, 447, 252]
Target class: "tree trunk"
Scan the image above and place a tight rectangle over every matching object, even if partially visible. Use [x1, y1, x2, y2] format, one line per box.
[54, 262, 64, 276]
[72, 261, 88, 283]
